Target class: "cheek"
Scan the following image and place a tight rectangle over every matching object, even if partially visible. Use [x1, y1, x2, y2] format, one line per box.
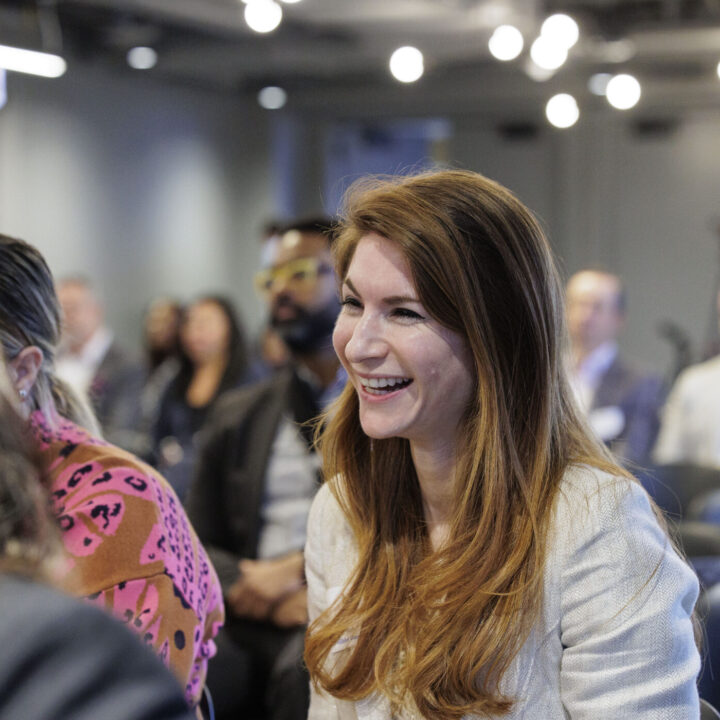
[332, 318, 351, 363]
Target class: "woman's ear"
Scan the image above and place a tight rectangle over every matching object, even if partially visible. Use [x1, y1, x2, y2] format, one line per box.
[7, 346, 43, 398]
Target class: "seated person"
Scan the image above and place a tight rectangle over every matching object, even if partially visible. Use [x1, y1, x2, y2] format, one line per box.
[0, 354, 193, 720]
[565, 269, 664, 467]
[187, 218, 344, 720]
[0, 234, 224, 713]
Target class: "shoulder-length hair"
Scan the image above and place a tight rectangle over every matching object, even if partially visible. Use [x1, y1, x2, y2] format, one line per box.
[305, 170, 626, 718]
[170, 294, 249, 404]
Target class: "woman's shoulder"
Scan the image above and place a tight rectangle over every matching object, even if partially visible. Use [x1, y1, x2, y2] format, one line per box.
[554, 464, 650, 528]
[307, 480, 355, 560]
[309, 481, 348, 531]
[549, 464, 696, 598]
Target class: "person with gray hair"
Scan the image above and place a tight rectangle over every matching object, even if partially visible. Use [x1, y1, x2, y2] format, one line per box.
[0, 233, 224, 715]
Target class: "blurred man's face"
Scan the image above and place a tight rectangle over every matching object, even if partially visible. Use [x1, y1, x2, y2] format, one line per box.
[255, 231, 339, 355]
[57, 282, 103, 353]
[566, 271, 624, 355]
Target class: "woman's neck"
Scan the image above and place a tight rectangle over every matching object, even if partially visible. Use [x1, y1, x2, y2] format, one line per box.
[186, 355, 227, 408]
[411, 439, 457, 551]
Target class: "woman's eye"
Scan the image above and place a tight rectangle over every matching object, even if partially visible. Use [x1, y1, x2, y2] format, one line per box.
[392, 307, 424, 320]
[341, 297, 362, 310]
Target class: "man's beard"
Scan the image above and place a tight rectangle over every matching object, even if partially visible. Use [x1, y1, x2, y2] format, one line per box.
[271, 298, 339, 355]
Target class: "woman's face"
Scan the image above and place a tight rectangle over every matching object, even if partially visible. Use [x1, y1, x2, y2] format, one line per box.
[333, 233, 474, 452]
[181, 301, 231, 365]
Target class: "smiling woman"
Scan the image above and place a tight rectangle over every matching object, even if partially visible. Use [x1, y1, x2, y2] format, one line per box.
[304, 170, 701, 720]
[333, 234, 473, 460]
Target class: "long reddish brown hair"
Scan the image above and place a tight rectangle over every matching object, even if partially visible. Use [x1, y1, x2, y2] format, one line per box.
[305, 170, 628, 718]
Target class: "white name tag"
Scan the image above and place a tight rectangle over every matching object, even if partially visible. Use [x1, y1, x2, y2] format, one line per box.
[588, 405, 625, 441]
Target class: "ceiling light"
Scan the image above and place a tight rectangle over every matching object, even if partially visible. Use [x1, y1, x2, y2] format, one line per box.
[0, 70, 6, 111]
[244, 0, 283, 34]
[530, 36, 567, 71]
[127, 46, 157, 70]
[389, 46, 424, 83]
[279, 0, 302, 3]
[524, 59, 554, 82]
[717, 60, 720, 80]
[258, 86, 287, 109]
[546, 93, 579, 128]
[541, 14, 579, 50]
[0, 44, 66, 78]
[606, 73, 641, 110]
[488, 26, 524, 62]
[588, 72, 612, 96]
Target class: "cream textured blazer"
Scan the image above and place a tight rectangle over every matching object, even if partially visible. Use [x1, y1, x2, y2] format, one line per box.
[305, 466, 701, 720]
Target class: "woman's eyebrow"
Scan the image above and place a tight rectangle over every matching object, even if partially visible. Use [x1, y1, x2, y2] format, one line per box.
[343, 277, 420, 305]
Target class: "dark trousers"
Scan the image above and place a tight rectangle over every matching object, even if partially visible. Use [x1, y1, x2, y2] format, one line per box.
[207, 617, 309, 720]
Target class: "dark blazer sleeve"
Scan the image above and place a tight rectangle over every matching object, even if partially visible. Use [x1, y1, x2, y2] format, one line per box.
[0, 576, 192, 720]
[185, 375, 289, 594]
[186, 413, 245, 593]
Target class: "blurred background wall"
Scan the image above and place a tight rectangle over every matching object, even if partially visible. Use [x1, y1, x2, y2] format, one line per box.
[1, 39, 719, 378]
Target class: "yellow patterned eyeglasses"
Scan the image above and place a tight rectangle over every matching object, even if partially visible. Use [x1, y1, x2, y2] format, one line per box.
[254, 257, 332, 295]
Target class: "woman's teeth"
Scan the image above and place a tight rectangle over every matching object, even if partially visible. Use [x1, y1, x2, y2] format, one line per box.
[359, 377, 413, 395]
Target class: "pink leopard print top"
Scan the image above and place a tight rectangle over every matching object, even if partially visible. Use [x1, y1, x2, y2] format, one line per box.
[30, 410, 225, 707]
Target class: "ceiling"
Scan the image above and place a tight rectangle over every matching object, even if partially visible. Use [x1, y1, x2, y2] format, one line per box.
[1, 0, 720, 116]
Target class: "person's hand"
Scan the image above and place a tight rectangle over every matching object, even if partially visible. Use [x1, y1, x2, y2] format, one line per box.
[270, 587, 308, 628]
[226, 552, 305, 620]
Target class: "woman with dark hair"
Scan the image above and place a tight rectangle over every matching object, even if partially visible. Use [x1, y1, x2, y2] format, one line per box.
[154, 295, 252, 501]
[304, 170, 700, 719]
[0, 358, 194, 720]
[0, 234, 223, 715]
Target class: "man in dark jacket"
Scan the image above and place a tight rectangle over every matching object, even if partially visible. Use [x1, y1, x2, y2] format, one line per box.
[187, 218, 343, 720]
[565, 269, 664, 467]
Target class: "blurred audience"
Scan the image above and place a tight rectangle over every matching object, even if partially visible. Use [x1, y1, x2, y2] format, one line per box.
[654, 290, 720, 466]
[566, 269, 664, 467]
[257, 325, 291, 372]
[186, 217, 344, 720]
[0, 355, 194, 720]
[144, 297, 183, 372]
[137, 298, 184, 461]
[0, 234, 224, 712]
[154, 295, 254, 501]
[55, 276, 145, 451]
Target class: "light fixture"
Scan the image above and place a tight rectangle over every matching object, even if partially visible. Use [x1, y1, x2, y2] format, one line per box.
[0, 70, 6, 111]
[588, 72, 612, 96]
[127, 46, 157, 70]
[279, 0, 302, 3]
[716, 60, 720, 80]
[524, 58, 555, 82]
[606, 73, 641, 109]
[530, 36, 567, 71]
[488, 26, 524, 62]
[389, 46, 424, 83]
[244, 0, 283, 34]
[541, 14, 579, 49]
[258, 86, 287, 109]
[546, 93, 579, 128]
[0, 44, 66, 78]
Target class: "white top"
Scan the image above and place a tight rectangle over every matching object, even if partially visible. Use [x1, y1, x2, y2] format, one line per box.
[305, 466, 700, 720]
[653, 355, 720, 467]
[568, 342, 618, 413]
[256, 415, 319, 560]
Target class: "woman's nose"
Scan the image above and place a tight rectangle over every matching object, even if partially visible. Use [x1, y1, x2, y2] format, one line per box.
[343, 315, 387, 363]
